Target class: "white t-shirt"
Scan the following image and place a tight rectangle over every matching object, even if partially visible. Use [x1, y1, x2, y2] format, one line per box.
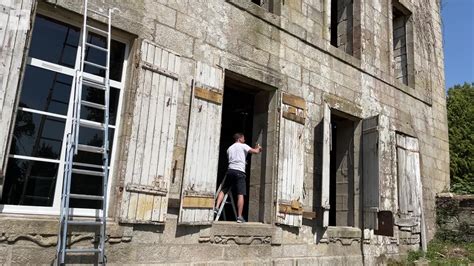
[227, 142, 251, 173]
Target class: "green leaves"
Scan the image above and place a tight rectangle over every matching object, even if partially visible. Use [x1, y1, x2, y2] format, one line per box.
[447, 82, 474, 194]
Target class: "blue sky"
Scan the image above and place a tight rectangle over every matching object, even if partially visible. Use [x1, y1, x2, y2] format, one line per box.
[442, 0, 474, 89]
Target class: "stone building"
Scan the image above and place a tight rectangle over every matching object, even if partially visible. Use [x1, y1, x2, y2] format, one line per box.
[0, 0, 449, 264]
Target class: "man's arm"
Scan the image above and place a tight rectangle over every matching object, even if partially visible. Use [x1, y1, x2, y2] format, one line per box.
[248, 144, 262, 154]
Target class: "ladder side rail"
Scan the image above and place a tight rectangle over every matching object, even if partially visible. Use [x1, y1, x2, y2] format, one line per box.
[99, 8, 112, 263]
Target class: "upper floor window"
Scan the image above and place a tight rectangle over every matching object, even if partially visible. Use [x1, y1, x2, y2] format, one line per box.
[392, 1, 413, 86]
[330, 0, 354, 55]
[250, 0, 279, 13]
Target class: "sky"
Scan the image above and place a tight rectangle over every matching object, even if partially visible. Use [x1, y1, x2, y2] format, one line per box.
[441, 0, 474, 89]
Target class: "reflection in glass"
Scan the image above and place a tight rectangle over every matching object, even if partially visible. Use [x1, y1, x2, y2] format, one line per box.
[10, 111, 66, 160]
[28, 15, 80, 68]
[0, 159, 59, 206]
[78, 126, 114, 149]
[70, 173, 103, 209]
[84, 32, 126, 81]
[80, 86, 120, 125]
[19, 65, 73, 115]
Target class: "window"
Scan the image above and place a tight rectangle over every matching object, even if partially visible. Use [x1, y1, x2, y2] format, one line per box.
[0, 14, 128, 215]
[330, 0, 354, 55]
[250, 0, 277, 13]
[392, 2, 413, 86]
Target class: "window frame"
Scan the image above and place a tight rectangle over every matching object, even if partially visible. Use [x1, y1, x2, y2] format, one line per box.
[0, 9, 130, 217]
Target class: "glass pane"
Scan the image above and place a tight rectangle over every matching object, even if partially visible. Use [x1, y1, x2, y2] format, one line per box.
[74, 150, 104, 166]
[84, 32, 126, 81]
[18, 65, 73, 115]
[0, 158, 59, 206]
[69, 172, 103, 209]
[10, 111, 66, 159]
[80, 86, 120, 125]
[78, 126, 115, 149]
[28, 15, 80, 68]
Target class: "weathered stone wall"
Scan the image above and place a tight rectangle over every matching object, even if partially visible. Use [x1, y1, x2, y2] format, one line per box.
[435, 193, 474, 243]
[0, 0, 448, 264]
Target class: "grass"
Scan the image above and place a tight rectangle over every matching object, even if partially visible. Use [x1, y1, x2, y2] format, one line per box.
[405, 239, 474, 265]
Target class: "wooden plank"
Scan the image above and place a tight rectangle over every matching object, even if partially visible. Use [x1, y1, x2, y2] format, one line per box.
[397, 146, 409, 214]
[0, 0, 33, 190]
[133, 43, 155, 221]
[120, 40, 180, 224]
[321, 102, 331, 227]
[282, 93, 306, 110]
[362, 115, 380, 230]
[121, 42, 148, 221]
[179, 63, 223, 224]
[182, 196, 214, 208]
[194, 87, 223, 104]
[282, 111, 305, 125]
[275, 93, 305, 227]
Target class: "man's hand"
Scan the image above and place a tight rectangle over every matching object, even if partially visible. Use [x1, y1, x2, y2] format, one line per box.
[249, 143, 263, 154]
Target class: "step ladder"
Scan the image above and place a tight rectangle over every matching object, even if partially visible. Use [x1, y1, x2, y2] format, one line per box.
[214, 175, 238, 221]
[56, 0, 112, 264]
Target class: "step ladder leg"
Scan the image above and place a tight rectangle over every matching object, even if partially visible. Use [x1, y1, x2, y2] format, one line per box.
[228, 191, 238, 220]
[215, 192, 229, 221]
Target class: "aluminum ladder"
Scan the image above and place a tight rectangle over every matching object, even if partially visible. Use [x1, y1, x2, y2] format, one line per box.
[56, 0, 112, 264]
[214, 175, 238, 221]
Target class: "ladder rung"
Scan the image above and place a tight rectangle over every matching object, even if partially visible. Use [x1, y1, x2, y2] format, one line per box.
[65, 248, 101, 253]
[84, 60, 107, 70]
[67, 220, 103, 226]
[86, 25, 109, 36]
[77, 144, 105, 153]
[72, 168, 105, 177]
[82, 79, 106, 89]
[80, 119, 105, 130]
[73, 162, 105, 170]
[70, 193, 104, 201]
[85, 42, 108, 52]
[81, 100, 106, 110]
[87, 8, 110, 18]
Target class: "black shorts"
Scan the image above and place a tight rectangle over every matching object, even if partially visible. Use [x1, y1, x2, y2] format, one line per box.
[222, 169, 246, 196]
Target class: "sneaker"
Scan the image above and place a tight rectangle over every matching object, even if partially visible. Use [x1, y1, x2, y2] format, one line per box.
[236, 216, 246, 223]
[213, 207, 219, 215]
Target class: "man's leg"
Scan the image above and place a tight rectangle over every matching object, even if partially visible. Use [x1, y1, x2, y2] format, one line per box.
[215, 191, 225, 210]
[237, 194, 244, 217]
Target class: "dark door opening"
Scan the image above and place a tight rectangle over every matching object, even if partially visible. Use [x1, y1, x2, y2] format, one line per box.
[216, 87, 255, 221]
[329, 114, 356, 226]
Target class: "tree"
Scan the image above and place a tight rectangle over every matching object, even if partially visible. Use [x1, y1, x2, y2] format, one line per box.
[447, 82, 474, 194]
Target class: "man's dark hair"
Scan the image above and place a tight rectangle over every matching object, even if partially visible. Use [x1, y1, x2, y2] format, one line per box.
[233, 133, 244, 141]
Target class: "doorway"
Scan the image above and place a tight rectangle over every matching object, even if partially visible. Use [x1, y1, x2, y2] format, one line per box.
[329, 113, 357, 226]
[216, 73, 274, 223]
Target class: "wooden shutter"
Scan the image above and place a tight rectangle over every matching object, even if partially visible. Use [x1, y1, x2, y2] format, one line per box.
[396, 135, 422, 217]
[0, 1, 34, 196]
[321, 102, 331, 227]
[120, 40, 180, 224]
[275, 93, 306, 227]
[178, 62, 224, 225]
[361, 115, 380, 229]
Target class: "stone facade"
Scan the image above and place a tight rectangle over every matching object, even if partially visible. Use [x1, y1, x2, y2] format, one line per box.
[0, 0, 449, 264]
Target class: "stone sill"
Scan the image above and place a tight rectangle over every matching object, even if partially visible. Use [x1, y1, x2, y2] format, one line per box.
[200, 221, 276, 245]
[0, 214, 129, 242]
[225, 0, 432, 106]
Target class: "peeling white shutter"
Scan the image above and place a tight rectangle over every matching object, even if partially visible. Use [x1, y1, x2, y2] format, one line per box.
[362, 115, 380, 229]
[397, 135, 422, 217]
[276, 93, 306, 227]
[120, 40, 180, 224]
[178, 62, 224, 225]
[0, 0, 34, 196]
[321, 102, 331, 227]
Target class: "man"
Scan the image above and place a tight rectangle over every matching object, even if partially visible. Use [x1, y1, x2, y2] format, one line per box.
[215, 133, 262, 223]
